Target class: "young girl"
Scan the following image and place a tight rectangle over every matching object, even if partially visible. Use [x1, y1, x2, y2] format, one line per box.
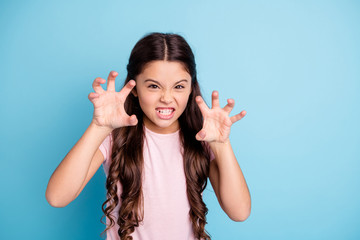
[46, 32, 251, 240]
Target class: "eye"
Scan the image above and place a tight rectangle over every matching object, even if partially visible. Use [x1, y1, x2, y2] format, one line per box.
[175, 85, 185, 89]
[148, 84, 159, 89]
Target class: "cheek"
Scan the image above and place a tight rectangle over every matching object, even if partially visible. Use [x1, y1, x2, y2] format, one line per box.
[176, 93, 191, 109]
[138, 94, 156, 107]
[138, 97, 152, 115]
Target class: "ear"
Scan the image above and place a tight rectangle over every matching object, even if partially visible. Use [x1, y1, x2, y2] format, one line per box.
[131, 87, 138, 97]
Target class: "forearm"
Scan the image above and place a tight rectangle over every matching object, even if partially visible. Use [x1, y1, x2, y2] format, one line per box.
[209, 140, 251, 221]
[46, 122, 112, 207]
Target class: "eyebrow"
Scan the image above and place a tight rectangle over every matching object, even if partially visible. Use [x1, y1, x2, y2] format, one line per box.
[144, 79, 188, 86]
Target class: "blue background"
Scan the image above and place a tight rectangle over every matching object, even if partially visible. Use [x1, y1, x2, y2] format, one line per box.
[1, 0, 359, 239]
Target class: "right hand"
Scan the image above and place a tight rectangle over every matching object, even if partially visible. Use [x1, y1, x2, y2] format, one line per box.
[88, 71, 138, 130]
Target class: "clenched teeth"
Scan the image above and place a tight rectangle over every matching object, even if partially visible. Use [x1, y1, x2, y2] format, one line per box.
[157, 109, 174, 115]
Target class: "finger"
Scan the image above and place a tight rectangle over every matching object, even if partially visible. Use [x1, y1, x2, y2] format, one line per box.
[88, 92, 99, 103]
[223, 98, 235, 113]
[195, 95, 210, 116]
[126, 114, 138, 126]
[211, 91, 220, 108]
[230, 110, 247, 123]
[92, 77, 106, 93]
[195, 129, 206, 141]
[119, 80, 136, 100]
[107, 71, 118, 92]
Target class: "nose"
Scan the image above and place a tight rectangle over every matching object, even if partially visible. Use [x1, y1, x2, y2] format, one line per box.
[160, 90, 173, 104]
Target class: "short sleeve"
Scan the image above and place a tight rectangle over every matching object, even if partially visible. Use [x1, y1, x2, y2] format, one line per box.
[99, 133, 113, 165]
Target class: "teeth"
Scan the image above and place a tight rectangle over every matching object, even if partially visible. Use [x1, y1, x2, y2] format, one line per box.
[157, 109, 173, 115]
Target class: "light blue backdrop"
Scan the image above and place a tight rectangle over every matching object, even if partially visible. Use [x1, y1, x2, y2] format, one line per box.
[1, 0, 359, 239]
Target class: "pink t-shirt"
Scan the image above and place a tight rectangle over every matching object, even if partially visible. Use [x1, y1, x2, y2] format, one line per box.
[99, 126, 214, 240]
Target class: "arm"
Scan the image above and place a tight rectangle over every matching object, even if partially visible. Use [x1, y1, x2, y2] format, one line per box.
[208, 140, 251, 222]
[45, 123, 111, 207]
[45, 71, 137, 208]
[195, 90, 251, 221]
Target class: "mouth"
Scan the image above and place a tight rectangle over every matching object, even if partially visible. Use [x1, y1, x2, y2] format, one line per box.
[155, 107, 175, 120]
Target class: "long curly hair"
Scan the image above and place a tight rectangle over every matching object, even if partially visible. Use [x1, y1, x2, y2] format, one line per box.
[100, 32, 212, 240]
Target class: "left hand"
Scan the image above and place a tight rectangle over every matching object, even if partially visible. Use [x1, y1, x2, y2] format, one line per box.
[195, 91, 246, 143]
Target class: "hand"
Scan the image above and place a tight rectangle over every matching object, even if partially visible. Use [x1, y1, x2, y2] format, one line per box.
[88, 71, 138, 130]
[195, 91, 246, 143]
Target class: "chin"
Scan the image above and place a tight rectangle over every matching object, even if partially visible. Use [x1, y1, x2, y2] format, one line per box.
[146, 116, 180, 131]
[154, 120, 177, 129]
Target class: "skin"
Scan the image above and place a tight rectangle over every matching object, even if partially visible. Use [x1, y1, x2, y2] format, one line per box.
[195, 91, 251, 221]
[132, 60, 251, 221]
[132, 60, 192, 134]
[46, 61, 251, 222]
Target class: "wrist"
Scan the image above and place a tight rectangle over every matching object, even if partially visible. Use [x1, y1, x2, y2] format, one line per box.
[208, 138, 231, 150]
[208, 139, 233, 160]
[89, 120, 114, 134]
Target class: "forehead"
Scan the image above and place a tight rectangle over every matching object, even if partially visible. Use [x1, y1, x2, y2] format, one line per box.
[137, 60, 191, 83]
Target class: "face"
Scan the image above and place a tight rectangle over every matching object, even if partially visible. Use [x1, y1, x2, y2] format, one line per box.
[133, 60, 192, 134]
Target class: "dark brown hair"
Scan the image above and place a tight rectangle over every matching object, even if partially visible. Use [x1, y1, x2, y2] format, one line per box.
[100, 32, 212, 240]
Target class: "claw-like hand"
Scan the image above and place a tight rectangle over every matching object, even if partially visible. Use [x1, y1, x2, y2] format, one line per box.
[88, 71, 138, 130]
[195, 91, 246, 143]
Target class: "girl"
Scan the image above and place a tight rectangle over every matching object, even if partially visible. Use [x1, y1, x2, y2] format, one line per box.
[46, 32, 251, 240]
